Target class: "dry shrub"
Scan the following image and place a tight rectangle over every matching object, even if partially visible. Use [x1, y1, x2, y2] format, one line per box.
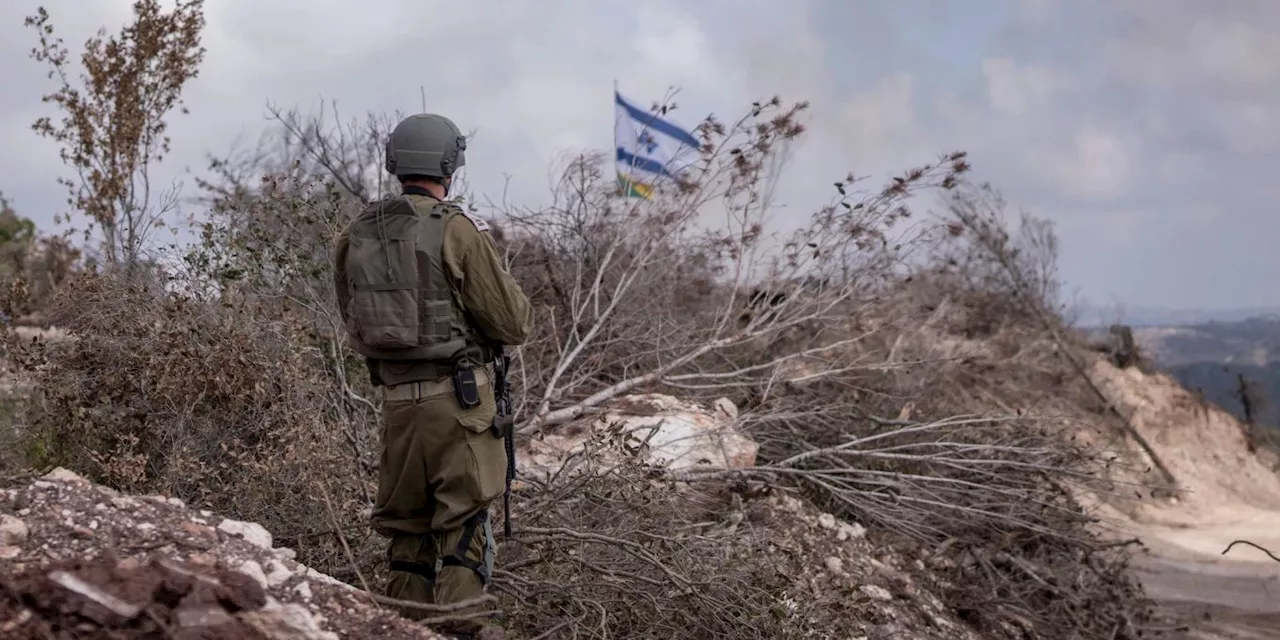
[499, 445, 811, 640]
[5, 270, 379, 583]
[747, 368, 1152, 638]
[485, 130, 1153, 636]
[473, 104, 1149, 638]
[0, 195, 83, 323]
[720, 187, 1155, 638]
[5, 163, 383, 583]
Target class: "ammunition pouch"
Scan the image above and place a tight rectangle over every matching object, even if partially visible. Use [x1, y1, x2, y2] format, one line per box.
[490, 412, 515, 439]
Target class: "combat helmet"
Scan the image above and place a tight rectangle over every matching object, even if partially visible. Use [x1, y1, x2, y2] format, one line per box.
[384, 113, 467, 178]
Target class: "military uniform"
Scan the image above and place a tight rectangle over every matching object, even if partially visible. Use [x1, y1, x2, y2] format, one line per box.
[333, 114, 532, 639]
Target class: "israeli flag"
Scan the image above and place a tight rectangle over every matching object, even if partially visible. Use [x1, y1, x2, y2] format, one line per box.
[614, 90, 700, 200]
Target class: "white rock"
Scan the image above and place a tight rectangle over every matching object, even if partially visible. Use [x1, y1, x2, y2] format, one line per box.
[0, 515, 29, 546]
[713, 397, 739, 420]
[42, 467, 86, 484]
[295, 565, 356, 590]
[824, 556, 844, 574]
[236, 559, 270, 590]
[265, 560, 294, 587]
[817, 513, 837, 530]
[836, 521, 867, 541]
[175, 604, 235, 628]
[273, 547, 298, 561]
[111, 497, 137, 510]
[166, 497, 185, 508]
[239, 603, 339, 640]
[860, 585, 893, 602]
[520, 393, 759, 482]
[293, 581, 313, 600]
[217, 519, 273, 549]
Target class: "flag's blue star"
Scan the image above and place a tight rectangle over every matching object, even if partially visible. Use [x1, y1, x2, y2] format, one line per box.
[637, 131, 658, 154]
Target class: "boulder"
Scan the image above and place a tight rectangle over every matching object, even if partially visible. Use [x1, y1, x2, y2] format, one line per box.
[519, 394, 758, 483]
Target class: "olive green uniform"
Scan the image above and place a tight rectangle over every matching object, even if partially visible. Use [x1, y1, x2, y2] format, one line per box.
[334, 190, 532, 635]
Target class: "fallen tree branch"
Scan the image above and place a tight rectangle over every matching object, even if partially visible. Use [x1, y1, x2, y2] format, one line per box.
[1221, 540, 1280, 563]
[945, 188, 1178, 488]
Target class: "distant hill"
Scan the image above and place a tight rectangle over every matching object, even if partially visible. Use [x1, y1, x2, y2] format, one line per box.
[1169, 361, 1280, 428]
[1073, 304, 1280, 328]
[1132, 317, 1280, 367]
[1113, 315, 1280, 429]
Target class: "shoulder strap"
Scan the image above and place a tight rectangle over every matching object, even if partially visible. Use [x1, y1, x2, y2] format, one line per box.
[457, 209, 491, 232]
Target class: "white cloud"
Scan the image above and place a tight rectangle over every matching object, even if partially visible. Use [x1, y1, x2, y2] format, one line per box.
[981, 57, 1076, 117]
[1214, 99, 1280, 154]
[1108, 5, 1280, 91]
[1017, 0, 1061, 22]
[1036, 126, 1136, 200]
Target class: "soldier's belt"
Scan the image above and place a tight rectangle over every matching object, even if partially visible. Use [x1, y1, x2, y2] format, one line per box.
[383, 368, 490, 403]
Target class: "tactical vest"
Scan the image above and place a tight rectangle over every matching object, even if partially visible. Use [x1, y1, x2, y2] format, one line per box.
[342, 194, 479, 367]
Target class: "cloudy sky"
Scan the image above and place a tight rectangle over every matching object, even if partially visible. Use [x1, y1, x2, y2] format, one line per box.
[1, 0, 1277, 318]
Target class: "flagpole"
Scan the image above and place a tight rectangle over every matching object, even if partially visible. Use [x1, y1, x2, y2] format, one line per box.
[613, 78, 626, 199]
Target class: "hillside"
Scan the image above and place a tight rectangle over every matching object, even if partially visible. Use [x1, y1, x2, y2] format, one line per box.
[5, 329, 1280, 638]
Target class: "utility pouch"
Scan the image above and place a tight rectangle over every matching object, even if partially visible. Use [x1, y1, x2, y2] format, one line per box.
[452, 366, 481, 408]
[491, 413, 515, 439]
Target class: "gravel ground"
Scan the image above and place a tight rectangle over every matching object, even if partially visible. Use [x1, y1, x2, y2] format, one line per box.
[0, 468, 447, 639]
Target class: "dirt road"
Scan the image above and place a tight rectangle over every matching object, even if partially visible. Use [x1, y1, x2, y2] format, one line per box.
[1136, 553, 1280, 639]
[1127, 518, 1280, 639]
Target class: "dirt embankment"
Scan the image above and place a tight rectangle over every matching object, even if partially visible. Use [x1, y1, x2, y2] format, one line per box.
[1083, 359, 1280, 638]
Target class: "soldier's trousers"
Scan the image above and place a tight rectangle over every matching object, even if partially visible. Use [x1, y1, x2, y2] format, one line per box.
[371, 372, 507, 634]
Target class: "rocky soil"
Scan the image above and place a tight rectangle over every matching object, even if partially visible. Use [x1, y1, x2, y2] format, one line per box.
[0, 468, 446, 639]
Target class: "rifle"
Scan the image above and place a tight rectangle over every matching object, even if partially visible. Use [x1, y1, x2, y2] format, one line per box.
[492, 346, 516, 538]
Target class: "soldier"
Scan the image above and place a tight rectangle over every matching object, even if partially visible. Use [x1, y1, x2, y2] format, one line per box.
[333, 113, 532, 640]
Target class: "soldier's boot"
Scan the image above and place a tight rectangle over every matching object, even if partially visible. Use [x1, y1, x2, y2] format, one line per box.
[433, 508, 501, 638]
[386, 533, 440, 620]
